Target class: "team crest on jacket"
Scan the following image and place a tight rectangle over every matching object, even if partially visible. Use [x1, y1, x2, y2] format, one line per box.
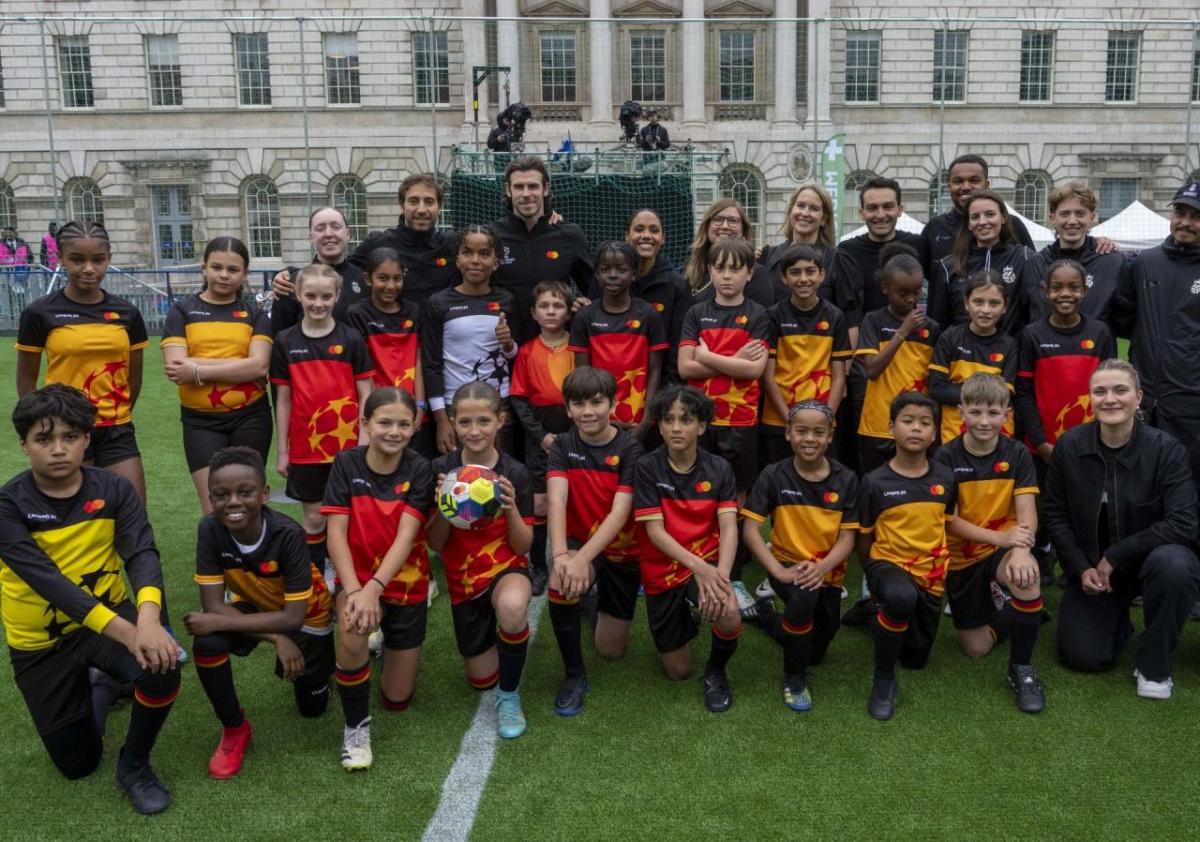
[1191, 279, 1200, 295]
[1002, 266, 1016, 286]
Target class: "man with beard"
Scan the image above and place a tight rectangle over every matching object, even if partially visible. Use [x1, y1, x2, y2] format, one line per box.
[923, 155, 1035, 271]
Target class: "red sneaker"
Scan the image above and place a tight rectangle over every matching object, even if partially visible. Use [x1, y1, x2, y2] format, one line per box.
[208, 716, 252, 780]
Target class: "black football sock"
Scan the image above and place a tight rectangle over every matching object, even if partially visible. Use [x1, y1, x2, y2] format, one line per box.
[873, 608, 908, 677]
[1007, 595, 1044, 666]
[194, 650, 244, 728]
[781, 617, 814, 680]
[548, 591, 586, 677]
[335, 662, 371, 728]
[530, 522, 548, 572]
[122, 669, 181, 763]
[497, 625, 530, 692]
[705, 622, 742, 673]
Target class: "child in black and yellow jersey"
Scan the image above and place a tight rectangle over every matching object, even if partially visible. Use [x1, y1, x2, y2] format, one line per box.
[742, 400, 859, 712]
[0, 384, 179, 814]
[162, 237, 273, 513]
[933, 374, 1045, 714]
[16, 221, 150, 501]
[857, 392, 955, 721]
[184, 447, 334, 780]
[854, 245, 939, 474]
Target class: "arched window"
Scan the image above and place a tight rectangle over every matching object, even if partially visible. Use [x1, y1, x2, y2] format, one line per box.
[435, 173, 452, 231]
[329, 175, 368, 248]
[242, 176, 280, 259]
[0, 180, 16, 231]
[719, 165, 763, 230]
[64, 177, 104, 225]
[1014, 170, 1051, 222]
[844, 169, 875, 229]
[928, 172, 950, 218]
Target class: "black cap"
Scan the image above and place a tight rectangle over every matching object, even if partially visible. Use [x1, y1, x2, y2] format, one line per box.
[1172, 182, 1200, 211]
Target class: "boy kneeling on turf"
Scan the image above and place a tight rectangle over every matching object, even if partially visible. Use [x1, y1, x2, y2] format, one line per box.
[633, 385, 742, 712]
[0, 384, 179, 814]
[546, 367, 645, 716]
[742, 400, 859, 712]
[857, 392, 956, 721]
[184, 446, 335, 779]
[932, 373, 1045, 713]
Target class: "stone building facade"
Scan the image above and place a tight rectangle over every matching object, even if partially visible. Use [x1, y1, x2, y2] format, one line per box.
[0, 0, 1196, 267]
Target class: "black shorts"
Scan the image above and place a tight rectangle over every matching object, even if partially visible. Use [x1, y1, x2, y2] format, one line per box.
[203, 628, 335, 688]
[85, 423, 140, 468]
[450, 566, 531, 658]
[865, 561, 943, 661]
[701, 425, 757, 491]
[563, 539, 640, 621]
[945, 550, 1005, 631]
[286, 461, 333, 503]
[858, 434, 895, 475]
[759, 425, 791, 468]
[380, 600, 428, 651]
[181, 400, 273, 473]
[645, 577, 700, 654]
[10, 601, 162, 735]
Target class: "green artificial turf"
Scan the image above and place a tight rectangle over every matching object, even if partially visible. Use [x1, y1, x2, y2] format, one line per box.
[2, 337, 1198, 840]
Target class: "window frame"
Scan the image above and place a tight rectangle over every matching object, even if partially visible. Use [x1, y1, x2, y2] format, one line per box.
[242, 176, 281, 259]
[1013, 171, 1052, 222]
[329, 175, 369, 249]
[64, 177, 104, 225]
[412, 30, 450, 106]
[717, 28, 756, 103]
[0, 180, 16, 231]
[629, 29, 667, 103]
[844, 30, 881, 104]
[931, 29, 968, 104]
[1019, 30, 1054, 103]
[719, 165, 763, 232]
[233, 32, 273, 108]
[1098, 177, 1138, 223]
[323, 32, 361, 107]
[145, 34, 183, 109]
[57, 35, 95, 110]
[539, 30, 578, 104]
[1104, 30, 1140, 104]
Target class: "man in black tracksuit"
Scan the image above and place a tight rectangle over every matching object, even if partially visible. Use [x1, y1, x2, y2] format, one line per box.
[348, 173, 460, 300]
[922, 154, 1035, 272]
[1021, 182, 1127, 325]
[1112, 182, 1200, 461]
[492, 157, 593, 344]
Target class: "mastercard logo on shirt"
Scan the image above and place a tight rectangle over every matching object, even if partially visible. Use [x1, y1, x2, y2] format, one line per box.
[735, 314, 749, 325]
[626, 319, 642, 329]
[654, 302, 665, 312]
[917, 328, 931, 339]
[328, 344, 344, 354]
[929, 484, 946, 495]
[823, 491, 839, 503]
[695, 480, 712, 492]
[83, 498, 106, 514]
[1080, 339, 1096, 350]
[395, 481, 411, 493]
[604, 455, 620, 466]
[403, 319, 414, 329]
[435, 257, 448, 267]
[259, 560, 279, 574]
[989, 352, 1005, 363]
[233, 310, 249, 318]
[487, 301, 502, 312]
[816, 320, 830, 331]
[993, 461, 1010, 473]
[545, 250, 560, 260]
[102, 311, 120, 321]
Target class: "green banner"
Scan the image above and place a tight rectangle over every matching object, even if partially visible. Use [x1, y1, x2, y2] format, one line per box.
[821, 134, 846, 241]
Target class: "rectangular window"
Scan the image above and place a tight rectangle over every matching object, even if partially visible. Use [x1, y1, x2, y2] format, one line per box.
[1099, 177, 1138, 222]
[1019, 30, 1054, 103]
[146, 34, 182, 108]
[932, 30, 968, 102]
[58, 35, 94, 108]
[795, 20, 808, 106]
[413, 31, 450, 105]
[629, 30, 665, 102]
[844, 31, 880, 103]
[1192, 34, 1200, 103]
[0, 53, 6, 108]
[540, 32, 576, 103]
[234, 33, 272, 107]
[324, 33, 360, 105]
[718, 30, 755, 102]
[1105, 31, 1139, 103]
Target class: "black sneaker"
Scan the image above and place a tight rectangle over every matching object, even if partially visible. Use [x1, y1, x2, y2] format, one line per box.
[116, 756, 172, 815]
[842, 597, 874, 628]
[750, 597, 778, 632]
[554, 673, 590, 716]
[1008, 664, 1046, 714]
[701, 669, 733, 713]
[530, 565, 549, 598]
[868, 673, 898, 721]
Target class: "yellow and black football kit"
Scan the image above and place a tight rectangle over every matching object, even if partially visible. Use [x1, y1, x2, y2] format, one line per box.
[928, 324, 1017, 443]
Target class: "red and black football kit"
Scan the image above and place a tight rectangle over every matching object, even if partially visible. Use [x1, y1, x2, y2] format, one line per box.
[569, 298, 668, 426]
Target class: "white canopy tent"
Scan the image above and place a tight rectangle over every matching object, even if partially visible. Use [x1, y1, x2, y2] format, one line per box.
[1004, 205, 1056, 249]
[839, 212, 925, 242]
[1090, 200, 1170, 252]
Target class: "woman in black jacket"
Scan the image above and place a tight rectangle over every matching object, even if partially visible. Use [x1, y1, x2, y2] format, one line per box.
[1042, 359, 1199, 698]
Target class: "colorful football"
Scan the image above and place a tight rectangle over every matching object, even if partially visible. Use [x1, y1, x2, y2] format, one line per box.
[438, 464, 504, 528]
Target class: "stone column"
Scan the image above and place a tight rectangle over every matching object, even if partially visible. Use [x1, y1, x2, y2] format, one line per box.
[773, 0, 798, 124]
[806, 0, 831, 123]
[681, 0, 705, 126]
[589, 0, 613, 124]
[497, 0, 521, 107]
[462, 0, 488, 128]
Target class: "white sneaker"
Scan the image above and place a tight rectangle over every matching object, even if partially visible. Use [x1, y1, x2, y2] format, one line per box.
[427, 578, 440, 605]
[1134, 670, 1173, 700]
[754, 579, 776, 600]
[840, 587, 848, 601]
[367, 629, 384, 659]
[943, 601, 953, 616]
[732, 581, 756, 618]
[341, 718, 373, 770]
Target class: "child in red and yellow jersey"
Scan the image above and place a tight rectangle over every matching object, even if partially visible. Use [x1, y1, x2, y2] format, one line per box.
[428, 381, 535, 740]
[322, 388, 434, 769]
[162, 237, 273, 513]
